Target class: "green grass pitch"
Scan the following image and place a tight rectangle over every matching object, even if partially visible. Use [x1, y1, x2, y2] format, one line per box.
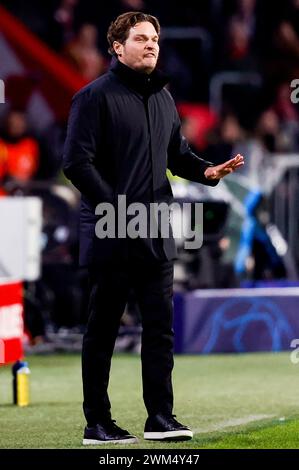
[1, 352, 299, 449]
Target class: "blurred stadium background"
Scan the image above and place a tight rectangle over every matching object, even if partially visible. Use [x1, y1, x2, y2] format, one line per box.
[1, 0, 299, 449]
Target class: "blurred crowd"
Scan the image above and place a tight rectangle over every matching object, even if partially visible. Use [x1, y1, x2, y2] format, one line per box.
[0, 0, 299, 347]
[2, 1, 299, 179]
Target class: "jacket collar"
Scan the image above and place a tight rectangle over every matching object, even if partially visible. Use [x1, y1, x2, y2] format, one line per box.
[109, 56, 169, 96]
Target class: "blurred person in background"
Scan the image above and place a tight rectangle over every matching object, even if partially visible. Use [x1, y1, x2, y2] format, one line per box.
[255, 0, 299, 86]
[52, 0, 79, 50]
[0, 108, 39, 193]
[63, 11, 244, 445]
[221, 17, 256, 71]
[205, 113, 246, 165]
[255, 109, 281, 153]
[235, 190, 286, 281]
[214, 0, 257, 72]
[273, 82, 299, 152]
[250, 81, 299, 158]
[63, 23, 107, 80]
[276, 0, 299, 77]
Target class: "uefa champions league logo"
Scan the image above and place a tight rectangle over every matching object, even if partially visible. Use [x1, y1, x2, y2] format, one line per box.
[0, 79, 4, 104]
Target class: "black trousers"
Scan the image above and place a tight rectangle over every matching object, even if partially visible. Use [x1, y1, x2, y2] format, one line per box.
[82, 239, 174, 426]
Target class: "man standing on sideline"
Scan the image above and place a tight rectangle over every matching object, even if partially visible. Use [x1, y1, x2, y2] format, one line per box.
[63, 12, 244, 445]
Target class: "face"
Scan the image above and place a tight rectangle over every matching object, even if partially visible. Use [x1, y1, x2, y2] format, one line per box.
[7, 111, 27, 138]
[79, 24, 98, 46]
[113, 21, 159, 74]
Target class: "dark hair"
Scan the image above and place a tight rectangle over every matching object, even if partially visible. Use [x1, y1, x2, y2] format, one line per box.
[107, 11, 160, 55]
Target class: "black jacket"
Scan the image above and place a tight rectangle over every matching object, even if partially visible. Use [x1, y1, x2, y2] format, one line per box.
[63, 57, 218, 267]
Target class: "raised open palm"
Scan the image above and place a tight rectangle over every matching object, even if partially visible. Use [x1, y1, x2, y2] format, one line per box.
[204, 154, 244, 180]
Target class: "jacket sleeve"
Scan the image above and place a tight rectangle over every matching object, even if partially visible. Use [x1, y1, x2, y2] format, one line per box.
[63, 89, 114, 206]
[167, 107, 219, 186]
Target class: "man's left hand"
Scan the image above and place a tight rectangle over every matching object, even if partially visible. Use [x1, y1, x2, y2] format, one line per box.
[204, 154, 244, 180]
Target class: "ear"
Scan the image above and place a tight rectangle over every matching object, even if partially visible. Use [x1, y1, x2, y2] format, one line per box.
[113, 41, 123, 57]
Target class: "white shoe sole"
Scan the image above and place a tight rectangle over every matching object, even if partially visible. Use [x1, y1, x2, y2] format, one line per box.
[83, 437, 138, 445]
[144, 430, 193, 441]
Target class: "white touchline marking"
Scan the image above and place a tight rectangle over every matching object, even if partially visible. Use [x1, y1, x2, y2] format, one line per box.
[192, 414, 275, 434]
[191, 287, 299, 297]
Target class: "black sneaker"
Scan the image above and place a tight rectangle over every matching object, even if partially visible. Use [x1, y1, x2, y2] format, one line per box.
[144, 413, 193, 441]
[83, 419, 138, 445]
